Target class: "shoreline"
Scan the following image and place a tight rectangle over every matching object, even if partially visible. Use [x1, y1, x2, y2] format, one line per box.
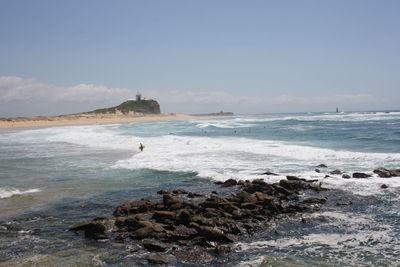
[0, 113, 228, 130]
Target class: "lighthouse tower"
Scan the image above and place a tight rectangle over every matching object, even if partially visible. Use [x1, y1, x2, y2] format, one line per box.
[136, 92, 142, 101]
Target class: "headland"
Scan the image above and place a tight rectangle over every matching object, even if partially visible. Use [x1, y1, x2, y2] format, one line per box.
[0, 98, 233, 130]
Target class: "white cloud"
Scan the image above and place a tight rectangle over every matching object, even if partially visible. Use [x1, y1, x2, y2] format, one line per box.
[0, 76, 385, 116]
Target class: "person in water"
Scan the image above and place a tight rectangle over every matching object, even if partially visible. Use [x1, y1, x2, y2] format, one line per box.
[139, 143, 144, 151]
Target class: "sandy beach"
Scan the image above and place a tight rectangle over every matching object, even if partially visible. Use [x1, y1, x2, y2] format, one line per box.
[0, 113, 218, 130]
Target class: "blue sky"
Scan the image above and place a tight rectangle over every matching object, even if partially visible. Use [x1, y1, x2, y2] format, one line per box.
[0, 0, 399, 116]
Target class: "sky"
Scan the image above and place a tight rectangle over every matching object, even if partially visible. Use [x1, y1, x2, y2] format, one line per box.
[0, 0, 399, 117]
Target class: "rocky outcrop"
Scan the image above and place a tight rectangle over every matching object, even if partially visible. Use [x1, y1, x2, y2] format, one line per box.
[70, 178, 327, 257]
[373, 168, 400, 178]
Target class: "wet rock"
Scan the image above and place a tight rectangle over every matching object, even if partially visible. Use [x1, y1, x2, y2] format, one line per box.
[221, 179, 237, 187]
[381, 184, 388, 189]
[300, 197, 326, 204]
[146, 254, 176, 265]
[169, 225, 198, 240]
[374, 168, 400, 178]
[172, 189, 188, 194]
[69, 217, 113, 239]
[152, 211, 176, 224]
[157, 190, 170, 195]
[342, 174, 351, 179]
[113, 199, 155, 217]
[142, 239, 170, 252]
[187, 192, 203, 198]
[374, 168, 392, 178]
[286, 176, 307, 182]
[163, 194, 181, 208]
[317, 164, 328, 168]
[315, 169, 320, 173]
[353, 172, 372, 178]
[74, 176, 329, 260]
[336, 200, 353, 206]
[215, 245, 232, 255]
[330, 170, 342, 175]
[197, 226, 234, 243]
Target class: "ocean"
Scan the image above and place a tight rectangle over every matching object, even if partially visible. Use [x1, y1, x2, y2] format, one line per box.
[0, 111, 399, 266]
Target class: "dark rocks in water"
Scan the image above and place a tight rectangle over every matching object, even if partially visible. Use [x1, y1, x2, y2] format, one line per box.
[342, 174, 351, 179]
[187, 192, 203, 198]
[286, 176, 306, 182]
[381, 184, 389, 189]
[374, 168, 400, 178]
[142, 239, 171, 252]
[69, 217, 113, 239]
[352, 172, 372, 178]
[330, 170, 343, 175]
[71, 177, 328, 258]
[173, 189, 189, 194]
[146, 254, 176, 265]
[261, 171, 278, 176]
[221, 179, 237, 187]
[315, 169, 320, 173]
[336, 200, 353, 206]
[113, 199, 155, 217]
[317, 164, 328, 168]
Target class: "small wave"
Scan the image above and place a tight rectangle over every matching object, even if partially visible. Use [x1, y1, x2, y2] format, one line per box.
[0, 187, 41, 199]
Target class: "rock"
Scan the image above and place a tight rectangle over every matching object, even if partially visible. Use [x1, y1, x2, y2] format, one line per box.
[215, 245, 232, 255]
[317, 164, 328, 168]
[175, 209, 193, 226]
[73, 176, 329, 260]
[336, 200, 352, 206]
[152, 211, 176, 224]
[374, 168, 400, 178]
[286, 176, 306, 182]
[315, 169, 320, 173]
[300, 197, 326, 204]
[113, 199, 155, 217]
[157, 190, 169, 195]
[221, 179, 237, 187]
[146, 254, 176, 265]
[169, 225, 198, 240]
[342, 174, 351, 179]
[172, 189, 188, 194]
[381, 184, 388, 189]
[352, 172, 371, 178]
[187, 192, 203, 198]
[197, 226, 234, 243]
[142, 239, 170, 252]
[330, 170, 342, 175]
[374, 168, 392, 178]
[69, 217, 113, 239]
[163, 194, 181, 208]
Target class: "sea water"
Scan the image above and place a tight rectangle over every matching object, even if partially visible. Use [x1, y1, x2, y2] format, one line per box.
[0, 111, 399, 266]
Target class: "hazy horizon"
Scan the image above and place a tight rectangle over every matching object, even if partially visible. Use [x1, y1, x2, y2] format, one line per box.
[1, 0, 399, 117]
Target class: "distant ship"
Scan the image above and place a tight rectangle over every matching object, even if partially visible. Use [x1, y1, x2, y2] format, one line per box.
[336, 107, 339, 113]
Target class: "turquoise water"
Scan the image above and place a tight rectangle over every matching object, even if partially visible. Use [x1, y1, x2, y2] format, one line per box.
[0, 111, 399, 266]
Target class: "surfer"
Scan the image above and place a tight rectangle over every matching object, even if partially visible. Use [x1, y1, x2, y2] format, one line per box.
[139, 143, 144, 151]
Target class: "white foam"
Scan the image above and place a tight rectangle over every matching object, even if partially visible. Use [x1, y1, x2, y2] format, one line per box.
[0, 187, 41, 199]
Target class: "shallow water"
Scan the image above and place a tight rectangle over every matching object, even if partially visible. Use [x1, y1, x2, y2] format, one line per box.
[0, 111, 399, 266]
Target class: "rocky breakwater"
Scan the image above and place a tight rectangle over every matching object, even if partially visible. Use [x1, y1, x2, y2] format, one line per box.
[70, 177, 327, 264]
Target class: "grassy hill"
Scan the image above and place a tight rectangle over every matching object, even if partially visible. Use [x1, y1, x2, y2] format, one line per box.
[90, 100, 160, 114]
